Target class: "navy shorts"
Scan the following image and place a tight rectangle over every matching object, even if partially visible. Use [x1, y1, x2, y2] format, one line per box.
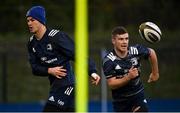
[113, 90, 148, 112]
[45, 84, 75, 111]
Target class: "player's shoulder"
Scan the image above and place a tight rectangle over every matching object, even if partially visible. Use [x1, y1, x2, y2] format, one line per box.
[128, 44, 139, 55]
[130, 44, 143, 49]
[47, 28, 63, 43]
[47, 28, 60, 37]
[133, 44, 148, 48]
[47, 28, 70, 40]
[102, 51, 116, 69]
[130, 44, 148, 51]
[129, 44, 150, 55]
[103, 50, 116, 63]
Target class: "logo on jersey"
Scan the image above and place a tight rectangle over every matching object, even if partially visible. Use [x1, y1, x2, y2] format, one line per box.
[46, 58, 58, 63]
[41, 57, 57, 64]
[48, 96, 55, 102]
[41, 57, 47, 61]
[47, 44, 53, 51]
[115, 65, 121, 70]
[130, 57, 138, 66]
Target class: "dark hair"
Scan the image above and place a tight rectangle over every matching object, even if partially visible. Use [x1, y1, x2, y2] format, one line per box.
[111, 26, 128, 36]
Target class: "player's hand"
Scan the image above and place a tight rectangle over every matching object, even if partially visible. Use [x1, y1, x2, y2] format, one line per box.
[148, 72, 159, 83]
[48, 66, 67, 79]
[91, 73, 101, 85]
[127, 66, 139, 80]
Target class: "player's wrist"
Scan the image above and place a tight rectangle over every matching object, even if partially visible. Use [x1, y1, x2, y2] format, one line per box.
[91, 73, 98, 79]
[152, 71, 159, 76]
[125, 73, 131, 81]
[48, 68, 53, 75]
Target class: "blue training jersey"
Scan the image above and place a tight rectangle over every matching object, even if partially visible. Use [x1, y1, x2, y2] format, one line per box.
[27, 28, 97, 87]
[103, 44, 150, 98]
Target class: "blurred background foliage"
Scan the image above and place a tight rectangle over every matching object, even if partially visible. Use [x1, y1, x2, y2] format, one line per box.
[0, 0, 180, 103]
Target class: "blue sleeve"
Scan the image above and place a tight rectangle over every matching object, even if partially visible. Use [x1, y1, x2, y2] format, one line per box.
[52, 32, 75, 60]
[27, 43, 49, 76]
[102, 58, 115, 79]
[88, 58, 97, 75]
[136, 44, 150, 59]
[51, 32, 97, 75]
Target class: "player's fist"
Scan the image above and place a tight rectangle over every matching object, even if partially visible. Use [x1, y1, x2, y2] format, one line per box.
[148, 72, 159, 83]
[91, 73, 101, 85]
[127, 66, 139, 79]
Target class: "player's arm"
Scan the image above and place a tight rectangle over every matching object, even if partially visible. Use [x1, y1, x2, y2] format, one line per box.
[27, 43, 48, 76]
[148, 48, 159, 83]
[52, 32, 100, 84]
[136, 45, 159, 82]
[88, 58, 100, 85]
[27, 44, 66, 78]
[107, 66, 139, 89]
[103, 58, 138, 89]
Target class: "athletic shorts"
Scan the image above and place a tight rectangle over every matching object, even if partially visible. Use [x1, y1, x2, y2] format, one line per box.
[113, 90, 148, 112]
[44, 84, 75, 112]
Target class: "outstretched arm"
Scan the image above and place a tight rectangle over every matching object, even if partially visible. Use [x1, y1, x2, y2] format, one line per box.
[148, 48, 159, 83]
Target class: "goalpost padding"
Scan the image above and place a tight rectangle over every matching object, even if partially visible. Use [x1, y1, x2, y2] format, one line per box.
[75, 0, 88, 112]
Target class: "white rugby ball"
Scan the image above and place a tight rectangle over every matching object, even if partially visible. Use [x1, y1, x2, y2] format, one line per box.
[139, 22, 162, 43]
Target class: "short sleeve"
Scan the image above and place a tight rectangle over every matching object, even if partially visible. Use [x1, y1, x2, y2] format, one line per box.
[136, 44, 150, 59]
[102, 58, 115, 79]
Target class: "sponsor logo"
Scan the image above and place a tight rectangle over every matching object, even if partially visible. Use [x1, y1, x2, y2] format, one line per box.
[45, 58, 58, 64]
[41, 57, 58, 64]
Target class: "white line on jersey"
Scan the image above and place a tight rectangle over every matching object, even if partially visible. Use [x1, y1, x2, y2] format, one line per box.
[129, 47, 138, 55]
[64, 86, 74, 96]
[107, 52, 116, 61]
[48, 29, 59, 37]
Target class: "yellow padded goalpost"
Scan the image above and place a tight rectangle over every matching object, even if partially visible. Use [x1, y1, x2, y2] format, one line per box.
[75, 0, 88, 112]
